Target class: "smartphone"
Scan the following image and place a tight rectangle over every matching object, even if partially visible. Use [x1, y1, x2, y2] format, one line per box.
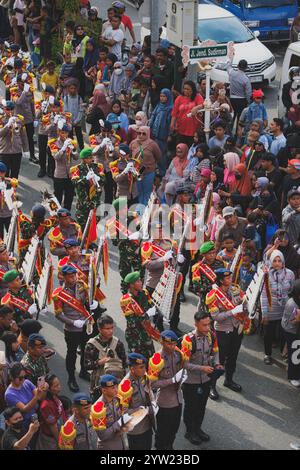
[31, 413, 38, 423]
[37, 376, 45, 388]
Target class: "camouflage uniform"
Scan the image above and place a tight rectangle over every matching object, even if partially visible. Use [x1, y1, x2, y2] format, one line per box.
[192, 258, 225, 313]
[120, 289, 156, 361]
[70, 162, 105, 231]
[0, 258, 17, 298]
[21, 352, 50, 386]
[106, 214, 142, 294]
[1, 285, 34, 325]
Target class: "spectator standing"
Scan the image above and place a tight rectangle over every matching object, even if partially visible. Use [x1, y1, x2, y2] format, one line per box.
[227, 59, 252, 127]
[2, 407, 39, 450]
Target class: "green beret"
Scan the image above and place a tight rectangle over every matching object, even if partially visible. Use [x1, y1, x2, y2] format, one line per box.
[112, 198, 127, 212]
[79, 148, 93, 159]
[124, 271, 141, 285]
[3, 269, 20, 283]
[200, 241, 215, 254]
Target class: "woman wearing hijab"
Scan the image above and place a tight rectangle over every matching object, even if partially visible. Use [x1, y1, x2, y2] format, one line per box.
[108, 61, 126, 101]
[127, 111, 148, 144]
[265, 229, 300, 276]
[149, 76, 168, 113]
[161, 143, 190, 205]
[71, 57, 86, 100]
[219, 163, 252, 214]
[149, 88, 173, 175]
[261, 250, 295, 365]
[101, 53, 118, 83]
[72, 24, 90, 58]
[84, 38, 100, 97]
[130, 126, 162, 205]
[123, 63, 137, 94]
[282, 280, 300, 387]
[86, 89, 111, 135]
[223, 152, 240, 192]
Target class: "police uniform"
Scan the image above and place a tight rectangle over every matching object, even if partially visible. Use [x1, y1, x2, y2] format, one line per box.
[1, 269, 35, 325]
[70, 148, 105, 230]
[89, 121, 120, 204]
[59, 394, 98, 450]
[52, 264, 91, 391]
[36, 89, 57, 178]
[120, 272, 160, 361]
[126, 353, 155, 451]
[0, 243, 17, 298]
[109, 144, 139, 204]
[0, 162, 18, 239]
[206, 268, 247, 392]
[96, 375, 126, 450]
[106, 198, 142, 294]
[48, 209, 82, 258]
[183, 325, 220, 445]
[153, 331, 184, 450]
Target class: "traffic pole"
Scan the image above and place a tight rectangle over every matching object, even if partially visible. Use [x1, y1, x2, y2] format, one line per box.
[150, 0, 160, 54]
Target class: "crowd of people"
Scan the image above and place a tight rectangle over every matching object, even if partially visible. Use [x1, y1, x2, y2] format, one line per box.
[0, 0, 299, 452]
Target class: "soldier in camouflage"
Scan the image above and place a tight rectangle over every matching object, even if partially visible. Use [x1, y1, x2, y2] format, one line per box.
[106, 197, 142, 294]
[70, 147, 105, 231]
[1, 269, 37, 325]
[120, 271, 161, 361]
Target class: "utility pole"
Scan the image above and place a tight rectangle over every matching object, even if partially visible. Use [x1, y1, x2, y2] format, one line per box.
[186, 0, 198, 82]
[150, 0, 161, 54]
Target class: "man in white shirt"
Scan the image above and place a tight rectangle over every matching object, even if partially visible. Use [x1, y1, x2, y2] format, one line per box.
[100, 15, 124, 62]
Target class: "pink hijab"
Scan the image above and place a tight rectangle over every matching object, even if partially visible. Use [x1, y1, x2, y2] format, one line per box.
[173, 143, 189, 177]
[92, 90, 111, 117]
[223, 152, 240, 192]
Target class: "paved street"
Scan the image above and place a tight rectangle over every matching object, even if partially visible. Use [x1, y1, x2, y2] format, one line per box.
[1, 17, 299, 448]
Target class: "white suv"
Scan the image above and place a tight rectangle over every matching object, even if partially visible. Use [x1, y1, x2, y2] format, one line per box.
[198, 4, 276, 85]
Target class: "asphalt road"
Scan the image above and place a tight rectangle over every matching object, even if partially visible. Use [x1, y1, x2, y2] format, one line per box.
[1, 19, 299, 449]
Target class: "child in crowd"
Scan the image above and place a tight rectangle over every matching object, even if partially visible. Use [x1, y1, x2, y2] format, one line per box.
[218, 234, 237, 267]
[239, 251, 257, 292]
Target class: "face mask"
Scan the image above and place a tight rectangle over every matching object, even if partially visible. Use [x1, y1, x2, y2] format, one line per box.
[135, 119, 143, 126]
[114, 69, 122, 76]
[12, 421, 24, 431]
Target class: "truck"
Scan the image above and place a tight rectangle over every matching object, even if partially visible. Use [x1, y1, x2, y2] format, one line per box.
[200, 0, 299, 42]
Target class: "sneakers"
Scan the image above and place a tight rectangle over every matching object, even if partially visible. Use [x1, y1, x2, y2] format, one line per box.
[289, 380, 300, 388]
[290, 442, 300, 450]
[264, 355, 273, 365]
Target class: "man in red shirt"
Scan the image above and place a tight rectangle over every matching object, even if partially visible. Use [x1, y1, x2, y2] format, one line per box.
[112, 1, 136, 43]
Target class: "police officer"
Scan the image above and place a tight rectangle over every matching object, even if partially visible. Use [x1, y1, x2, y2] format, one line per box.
[52, 265, 97, 392]
[48, 209, 82, 258]
[96, 374, 130, 450]
[153, 330, 184, 450]
[183, 311, 223, 446]
[125, 353, 156, 451]
[60, 393, 98, 450]
[0, 243, 17, 298]
[206, 268, 248, 394]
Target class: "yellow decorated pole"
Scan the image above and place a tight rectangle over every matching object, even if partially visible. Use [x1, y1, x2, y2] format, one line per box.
[118, 378, 133, 408]
[58, 420, 77, 450]
[90, 400, 106, 431]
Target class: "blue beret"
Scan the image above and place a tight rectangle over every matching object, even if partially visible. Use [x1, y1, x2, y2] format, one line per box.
[44, 85, 55, 94]
[10, 44, 20, 52]
[3, 100, 15, 110]
[119, 143, 130, 155]
[0, 162, 7, 173]
[31, 204, 46, 218]
[73, 393, 92, 405]
[215, 268, 232, 278]
[14, 59, 23, 68]
[57, 208, 71, 217]
[63, 238, 79, 248]
[161, 329, 178, 343]
[28, 333, 46, 347]
[60, 123, 71, 132]
[61, 265, 77, 275]
[99, 374, 119, 388]
[101, 120, 112, 131]
[128, 352, 146, 366]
